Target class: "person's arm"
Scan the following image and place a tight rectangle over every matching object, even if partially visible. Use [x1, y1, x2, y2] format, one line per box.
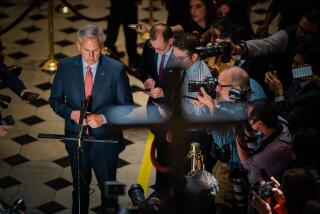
[0, 62, 26, 97]
[246, 30, 289, 58]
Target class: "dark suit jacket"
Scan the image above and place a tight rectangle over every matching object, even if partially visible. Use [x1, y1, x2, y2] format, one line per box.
[140, 39, 176, 105]
[0, 62, 26, 97]
[49, 55, 133, 146]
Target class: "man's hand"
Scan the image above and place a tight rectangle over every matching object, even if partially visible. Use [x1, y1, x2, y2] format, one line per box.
[149, 87, 164, 99]
[71, 110, 88, 125]
[251, 191, 272, 214]
[196, 87, 215, 114]
[136, 23, 150, 33]
[0, 125, 12, 137]
[265, 71, 283, 96]
[86, 114, 104, 128]
[144, 79, 155, 90]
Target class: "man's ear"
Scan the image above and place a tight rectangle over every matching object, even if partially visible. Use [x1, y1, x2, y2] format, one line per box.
[76, 41, 81, 52]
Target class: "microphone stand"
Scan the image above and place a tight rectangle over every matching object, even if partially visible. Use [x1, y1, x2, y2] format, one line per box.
[76, 100, 88, 214]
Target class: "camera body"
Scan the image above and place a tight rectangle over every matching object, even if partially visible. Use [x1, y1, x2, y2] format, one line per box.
[253, 181, 275, 199]
[188, 77, 217, 98]
[196, 43, 231, 63]
[128, 183, 160, 212]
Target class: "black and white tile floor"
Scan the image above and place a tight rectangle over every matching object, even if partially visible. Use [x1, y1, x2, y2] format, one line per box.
[0, 0, 273, 213]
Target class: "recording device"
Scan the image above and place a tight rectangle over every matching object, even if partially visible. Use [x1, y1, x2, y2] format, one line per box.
[0, 199, 26, 214]
[0, 94, 11, 109]
[253, 180, 275, 199]
[229, 167, 249, 207]
[292, 64, 313, 79]
[253, 169, 275, 199]
[188, 77, 217, 98]
[21, 92, 40, 102]
[235, 122, 257, 154]
[196, 42, 231, 63]
[128, 184, 160, 211]
[128, 24, 138, 29]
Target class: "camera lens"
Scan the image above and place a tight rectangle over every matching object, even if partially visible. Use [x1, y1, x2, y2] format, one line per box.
[128, 184, 146, 208]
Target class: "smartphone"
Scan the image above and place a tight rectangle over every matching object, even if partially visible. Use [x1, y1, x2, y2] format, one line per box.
[128, 24, 138, 29]
[292, 65, 313, 79]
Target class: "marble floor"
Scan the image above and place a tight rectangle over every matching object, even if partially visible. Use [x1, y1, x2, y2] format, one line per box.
[0, 0, 273, 213]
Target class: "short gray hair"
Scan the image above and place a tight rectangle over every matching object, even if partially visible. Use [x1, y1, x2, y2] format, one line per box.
[77, 23, 105, 47]
[225, 66, 250, 91]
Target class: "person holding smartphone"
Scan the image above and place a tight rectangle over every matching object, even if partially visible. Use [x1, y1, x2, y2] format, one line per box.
[265, 43, 320, 132]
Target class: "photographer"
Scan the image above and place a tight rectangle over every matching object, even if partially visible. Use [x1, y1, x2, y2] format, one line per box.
[251, 168, 318, 214]
[172, 32, 213, 171]
[231, 10, 320, 89]
[194, 66, 266, 213]
[237, 99, 293, 186]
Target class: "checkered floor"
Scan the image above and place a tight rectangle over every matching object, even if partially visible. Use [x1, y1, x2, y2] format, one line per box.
[0, 0, 273, 213]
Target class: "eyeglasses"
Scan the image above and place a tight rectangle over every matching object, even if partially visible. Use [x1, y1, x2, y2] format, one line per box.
[148, 41, 169, 52]
[216, 81, 233, 88]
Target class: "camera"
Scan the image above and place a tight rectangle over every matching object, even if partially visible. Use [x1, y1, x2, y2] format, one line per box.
[229, 167, 249, 207]
[235, 122, 257, 154]
[253, 180, 275, 199]
[128, 184, 160, 212]
[196, 42, 231, 63]
[188, 77, 217, 98]
[0, 199, 26, 214]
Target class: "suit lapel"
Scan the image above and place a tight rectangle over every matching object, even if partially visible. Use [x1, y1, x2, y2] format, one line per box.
[153, 52, 159, 79]
[91, 57, 106, 98]
[73, 56, 86, 101]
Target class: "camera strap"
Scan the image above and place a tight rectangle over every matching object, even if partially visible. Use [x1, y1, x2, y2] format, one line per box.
[254, 123, 283, 154]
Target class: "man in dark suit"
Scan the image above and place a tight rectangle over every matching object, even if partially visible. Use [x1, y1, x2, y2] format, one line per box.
[140, 23, 176, 198]
[49, 24, 133, 213]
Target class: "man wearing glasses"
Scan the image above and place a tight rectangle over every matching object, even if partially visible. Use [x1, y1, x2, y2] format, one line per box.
[172, 33, 214, 172]
[194, 66, 266, 213]
[139, 23, 176, 198]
